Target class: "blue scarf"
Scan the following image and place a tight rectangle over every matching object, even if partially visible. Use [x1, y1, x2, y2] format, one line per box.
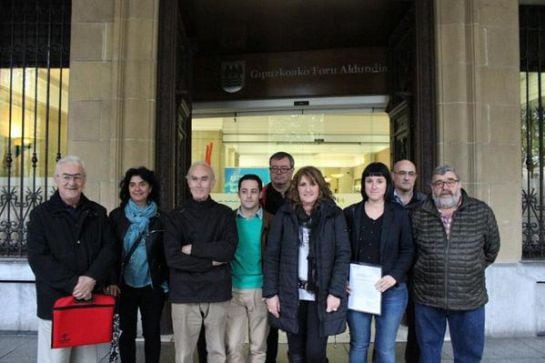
[123, 199, 157, 253]
[122, 200, 157, 287]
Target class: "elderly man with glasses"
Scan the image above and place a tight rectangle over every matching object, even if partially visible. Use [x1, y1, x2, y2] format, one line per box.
[410, 165, 500, 363]
[27, 155, 116, 362]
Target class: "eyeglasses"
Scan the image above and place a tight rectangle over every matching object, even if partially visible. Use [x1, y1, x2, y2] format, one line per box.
[59, 173, 84, 183]
[394, 170, 416, 177]
[431, 179, 459, 188]
[269, 166, 293, 174]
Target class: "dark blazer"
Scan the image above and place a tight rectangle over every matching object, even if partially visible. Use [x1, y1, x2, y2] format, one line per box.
[27, 192, 116, 319]
[109, 206, 168, 289]
[263, 199, 351, 337]
[343, 201, 414, 284]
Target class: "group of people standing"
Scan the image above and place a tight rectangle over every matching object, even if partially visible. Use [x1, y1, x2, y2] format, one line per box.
[27, 152, 500, 363]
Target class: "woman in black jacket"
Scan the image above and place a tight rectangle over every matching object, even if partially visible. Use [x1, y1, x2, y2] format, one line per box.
[263, 166, 351, 363]
[106, 167, 168, 363]
[343, 162, 414, 363]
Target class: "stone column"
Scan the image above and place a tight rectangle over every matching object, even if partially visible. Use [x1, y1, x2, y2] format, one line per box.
[68, 0, 159, 210]
[435, 0, 521, 261]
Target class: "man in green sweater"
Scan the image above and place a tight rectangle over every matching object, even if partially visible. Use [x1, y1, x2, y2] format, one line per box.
[226, 174, 273, 363]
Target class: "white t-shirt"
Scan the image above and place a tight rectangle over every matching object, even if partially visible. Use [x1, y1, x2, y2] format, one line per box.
[298, 225, 315, 301]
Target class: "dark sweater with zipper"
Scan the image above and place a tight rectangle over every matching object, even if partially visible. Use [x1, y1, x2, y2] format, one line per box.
[27, 191, 116, 320]
[164, 197, 238, 303]
[411, 190, 500, 310]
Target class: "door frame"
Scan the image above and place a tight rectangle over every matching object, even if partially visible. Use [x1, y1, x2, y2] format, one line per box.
[155, 0, 436, 207]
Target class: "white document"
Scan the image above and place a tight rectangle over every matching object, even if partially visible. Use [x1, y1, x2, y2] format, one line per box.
[348, 263, 382, 315]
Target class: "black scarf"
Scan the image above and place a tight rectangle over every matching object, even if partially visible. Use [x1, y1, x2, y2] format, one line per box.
[295, 205, 321, 293]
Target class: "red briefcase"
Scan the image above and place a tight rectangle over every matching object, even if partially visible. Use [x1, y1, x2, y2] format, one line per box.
[51, 294, 115, 348]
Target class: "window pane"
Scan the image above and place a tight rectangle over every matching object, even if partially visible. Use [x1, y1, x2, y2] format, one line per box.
[192, 111, 390, 209]
[0, 68, 68, 177]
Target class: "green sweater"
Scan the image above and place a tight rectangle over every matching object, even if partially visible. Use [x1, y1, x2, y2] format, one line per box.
[232, 215, 263, 289]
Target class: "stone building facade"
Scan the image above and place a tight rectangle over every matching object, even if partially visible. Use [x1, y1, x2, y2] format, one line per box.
[2, 0, 544, 336]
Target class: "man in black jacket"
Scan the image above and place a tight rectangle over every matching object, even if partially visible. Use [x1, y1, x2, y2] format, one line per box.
[261, 151, 294, 363]
[411, 165, 500, 363]
[27, 155, 116, 362]
[261, 151, 294, 215]
[165, 161, 238, 363]
[392, 159, 427, 210]
[391, 159, 426, 363]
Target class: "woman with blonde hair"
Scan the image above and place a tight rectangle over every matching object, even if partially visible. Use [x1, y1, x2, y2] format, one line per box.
[263, 166, 351, 363]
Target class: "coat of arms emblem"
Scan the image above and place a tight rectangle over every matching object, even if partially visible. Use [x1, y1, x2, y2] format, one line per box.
[221, 61, 245, 93]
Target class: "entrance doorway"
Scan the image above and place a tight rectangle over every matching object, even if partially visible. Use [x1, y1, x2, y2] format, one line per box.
[155, 0, 435, 209]
[191, 97, 391, 208]
[155, 0, 436, 337]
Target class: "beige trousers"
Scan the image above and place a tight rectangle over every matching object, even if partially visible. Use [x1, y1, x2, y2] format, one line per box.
[225, 288, 269, 363]
[171, 301, 229, 363]
[37, 318, 99, 363]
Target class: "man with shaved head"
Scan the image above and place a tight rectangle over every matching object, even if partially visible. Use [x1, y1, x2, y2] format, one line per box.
[392, 159, 426, 210]
[165, 161, 238, 363]
[391, 159, 426, 363]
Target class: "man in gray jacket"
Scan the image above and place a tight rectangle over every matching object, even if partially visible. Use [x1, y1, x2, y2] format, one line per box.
[411, 165, 500, 363]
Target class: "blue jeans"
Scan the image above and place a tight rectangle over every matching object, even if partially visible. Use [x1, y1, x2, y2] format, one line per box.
[414, 303, 485, 363]
[347, 282, 408, 363]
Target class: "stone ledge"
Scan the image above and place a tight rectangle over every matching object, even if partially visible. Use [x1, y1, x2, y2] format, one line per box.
[0, 259, 34, 281]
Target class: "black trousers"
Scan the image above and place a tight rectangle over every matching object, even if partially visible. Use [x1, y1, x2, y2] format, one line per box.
[197, 326, 207, 363]
[266, 327, 279, 363]
[286, 301, 328, 363]
[119, 284, 165, 363]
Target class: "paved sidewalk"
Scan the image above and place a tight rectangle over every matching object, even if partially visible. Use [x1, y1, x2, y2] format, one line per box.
[1, 331, 544, 362]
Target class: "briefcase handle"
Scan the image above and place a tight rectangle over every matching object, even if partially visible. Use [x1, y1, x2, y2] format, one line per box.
[72, 294, 114, 305]
[74, 297, 94, 304]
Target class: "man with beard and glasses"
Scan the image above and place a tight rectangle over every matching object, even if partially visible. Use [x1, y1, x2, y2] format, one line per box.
[410, 165, 500, 363]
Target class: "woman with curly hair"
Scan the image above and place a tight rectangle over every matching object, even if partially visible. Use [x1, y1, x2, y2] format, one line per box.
[106, 167, 168, 363]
